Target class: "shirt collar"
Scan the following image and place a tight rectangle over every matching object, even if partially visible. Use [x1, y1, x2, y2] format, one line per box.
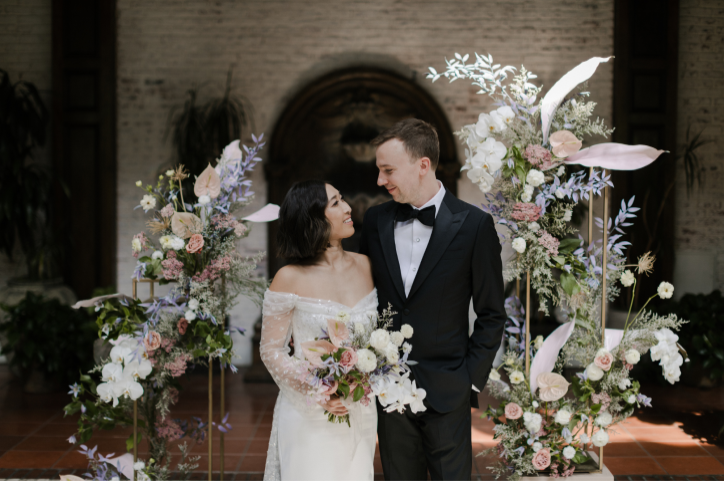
[412, 181, 445, 218]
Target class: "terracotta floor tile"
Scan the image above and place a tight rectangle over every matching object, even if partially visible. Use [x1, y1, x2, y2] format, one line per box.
[656, 456, 724, 475]
[0, 422, 42, 436]
[245, 438, 271, 454]
[35, 423, 78, 437]
[604, 456, 666, 475]
[14, 436, 76, 451]
[701, 442, 724, 456]
[638, 441, 710, 456]
[624, 427, 694, 442]
[239, 454, 267, 471]
[54, 450, 92, 469]
[0, 436, 24, 450]
[598, 441, 647, 457]
[0, 450, 66, 468]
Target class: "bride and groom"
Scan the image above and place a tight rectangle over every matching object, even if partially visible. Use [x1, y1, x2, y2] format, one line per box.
[260, 119, 507, 480]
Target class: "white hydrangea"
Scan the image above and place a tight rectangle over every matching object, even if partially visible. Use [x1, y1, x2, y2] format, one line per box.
[355, 349, 377, 373]
[188, 299, 199, 311]
[595, 411, 612, 427]
[563, 446, 576, 459]
[170, 236, 185, 250]
[151, 250, 163, 260]
[400, 324, 414, 339]
[532, 442, 543, 453]
[512, 238, 526, 254]
[591, 429, 609, 447]
[528, 221, 540, 232]
[369, 329, 390, 351]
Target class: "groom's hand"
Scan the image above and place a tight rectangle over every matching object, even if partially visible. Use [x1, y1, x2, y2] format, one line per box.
[320, 395, 348, 416]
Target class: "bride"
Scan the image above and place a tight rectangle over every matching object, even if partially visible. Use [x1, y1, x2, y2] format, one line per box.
[260, 180, 378, 481]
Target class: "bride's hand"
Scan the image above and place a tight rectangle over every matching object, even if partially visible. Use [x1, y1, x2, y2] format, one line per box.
[320, 395, 348, 416]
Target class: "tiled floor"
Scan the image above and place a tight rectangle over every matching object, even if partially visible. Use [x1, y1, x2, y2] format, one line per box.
[0, 365, 721, 478]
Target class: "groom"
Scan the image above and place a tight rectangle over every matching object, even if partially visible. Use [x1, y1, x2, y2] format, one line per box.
[359, 119, 506, 480]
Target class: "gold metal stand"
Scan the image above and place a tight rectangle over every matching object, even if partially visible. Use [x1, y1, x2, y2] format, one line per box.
[220, 365, 225, 479]
[598, 169, 610, 471]
[209, 359, 213, 480]
[525, 271, 531, 376]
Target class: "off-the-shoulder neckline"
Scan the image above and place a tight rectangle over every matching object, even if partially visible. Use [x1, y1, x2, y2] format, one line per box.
[265, 288, 377, 311]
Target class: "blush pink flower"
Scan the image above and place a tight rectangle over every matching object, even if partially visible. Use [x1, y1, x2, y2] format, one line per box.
[159, 203, 175, 218]
[161, 250, 184, 280]
[144, 331, 162, 352]
[186, 234, 204, 254]
[177, 317, 188, 335]
[538, 231, 560, 256]
[532, 448, 552, 470]
[321, 380, 339, 397]
[300, 340, 337, 368]
[524, 144, 553, 168]
[511, 203, 542, 222]
[591, 391, 612, 411]
[165, 353, 192, 377]
[504, 402, 523, 420]
[327, 318, 350, 347]
[339, 349, 358, 369]
[594, 349, 614, 371]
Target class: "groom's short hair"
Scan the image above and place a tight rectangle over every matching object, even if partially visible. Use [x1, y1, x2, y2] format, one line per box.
[371, 118, 439, 170]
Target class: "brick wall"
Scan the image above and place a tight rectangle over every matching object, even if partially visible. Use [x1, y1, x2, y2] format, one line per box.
[674, 0, 724, 295]
[0, 0, 52, 288]
[116, 0, 615, 364]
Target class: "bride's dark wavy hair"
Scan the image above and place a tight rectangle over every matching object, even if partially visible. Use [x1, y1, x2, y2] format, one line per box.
[277, 180, 331, 263]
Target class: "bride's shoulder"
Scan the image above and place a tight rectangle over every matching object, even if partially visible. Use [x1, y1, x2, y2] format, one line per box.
[269, 264, 305, 294]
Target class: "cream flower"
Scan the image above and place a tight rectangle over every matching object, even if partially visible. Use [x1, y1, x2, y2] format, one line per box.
[627, 394, 636, 403]
[489, 369, 501, 381]
[400, 324, 414, 339]
[355, 349, 377, 373]
[657, 281, 674, 299]
[528, 221, 540, 232]
[563, 446, 576, 459]
[159, 235, 173, 250]
[131, 238, 142, 253]
[534, 335, 544, 350]
[337, 311, 351, 323]
[532, 442, 543, 453]
[537, 372, 569, 401]
[140, 195, 156, 212]
[621, 270, 635, 287]
[165, 170, 174, 176]
[510, 370, 525, 384]
[521, 184, 534, 202]
[523, 412, 543, 433]
[512, 238, 526, 254]
[586, 363, 604, 381]
[526, 169, 545, 187]
[135, 180, 143, 187]
[185, 310, 197, 321]
[591, 429, 609, 447]
[625, 349, 641, 365]
[151, 250, 163, 260]
[390, 331, 405, 347]
[595, 411, 612, 427]
[369, 329, 390, 351]
[555, 408, 572, 425]
[563, 210, 572, 222]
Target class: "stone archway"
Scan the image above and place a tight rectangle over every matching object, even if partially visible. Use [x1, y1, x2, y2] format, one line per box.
[265, 68, 459, 276]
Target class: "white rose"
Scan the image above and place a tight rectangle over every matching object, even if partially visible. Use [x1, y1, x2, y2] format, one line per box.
[555, 188, 565, 199]
[528, 221, 540, 232]
[563, 446, 576, 459]
[185, 310, 197, 321]
[591, 429, 609, 447]
[135, 180, 142, 187]
[586, 363, 604, 381]
[596, 411, 612, 427]
[512, 238, 526, 254]
[151, 250, 163, 260]
[557, 166, 566, 176]
[140, 195, 156, 212]
[188, 299, 199, 311]
[657, 281, 674, 299]
[625, 349, 641, 365]
[170, 236, 185, 250]
[198, 195, 211, 205]
[488, 369, 501, 381]
[132, 238, 142, 253]
[390, 331, 405, 347]
[562, 210, 572, 222]
[620, 270, 635, 287]
[369, 329, 390, 351]
[159, 235, 173, 250]
[355, 349, 377, 373]
[532, 442, 543, 453]
[526, 169, 545, 187]
[509, 370, 525, 384]
[555, 408, 572, 425]
[400, 324, 414, 339]
[627, 394, 636, 404]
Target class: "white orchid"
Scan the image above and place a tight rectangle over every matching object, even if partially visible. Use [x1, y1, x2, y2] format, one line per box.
[116, 377, 144, 401]
[408, 380, 427, 413]
[109, 345, 133, 365]
[96, 382, 119, 407]
[373, 379, 401, 407]
[496, 105, 515, 127]
[475, 112, 505, 136]
[102, 363, 123, 383]
[473, 138, 507, 171]
[124, 359, 153, 380]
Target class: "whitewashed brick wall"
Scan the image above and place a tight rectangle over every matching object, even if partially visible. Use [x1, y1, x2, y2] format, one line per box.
[0, 0, 52, 288]
[117, 0, 614, 365]
[674, 0, 724, 296]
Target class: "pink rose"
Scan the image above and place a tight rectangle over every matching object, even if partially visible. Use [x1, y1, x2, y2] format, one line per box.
[177, 318, 188, 335]
[186, 234, 204, 254]
[144, 331, 162, 352]
[339, 349, 358, 369]
[594, 350, 614, 371]
[504, 402, 523, 420]
[532, 448, 551, 470]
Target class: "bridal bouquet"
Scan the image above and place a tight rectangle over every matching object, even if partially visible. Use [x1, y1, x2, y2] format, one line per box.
[428, 54, 688, 479]
[298, 305, 427, 425]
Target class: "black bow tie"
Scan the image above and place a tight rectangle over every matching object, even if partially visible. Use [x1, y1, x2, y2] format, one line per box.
[396, 204, 436, 226]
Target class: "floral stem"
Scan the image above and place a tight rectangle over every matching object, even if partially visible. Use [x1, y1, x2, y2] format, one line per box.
[621, 279, 637, 337]
[178, 180, 188, 213]
[622, 293, 659, 340]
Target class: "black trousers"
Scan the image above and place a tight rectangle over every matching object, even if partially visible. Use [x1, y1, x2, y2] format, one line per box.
[377, 393, 472, 481]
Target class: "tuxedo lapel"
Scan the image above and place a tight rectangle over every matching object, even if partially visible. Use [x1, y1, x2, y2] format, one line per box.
[378, 203, 406, 301]
[407, 193, 468, 300]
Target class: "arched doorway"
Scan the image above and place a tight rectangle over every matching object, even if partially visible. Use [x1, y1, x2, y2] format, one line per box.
[265, 68, 459, 276]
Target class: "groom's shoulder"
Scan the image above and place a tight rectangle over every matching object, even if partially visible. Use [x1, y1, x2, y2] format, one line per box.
[444, 191, 489, 223]
[363, 200, 395, 220]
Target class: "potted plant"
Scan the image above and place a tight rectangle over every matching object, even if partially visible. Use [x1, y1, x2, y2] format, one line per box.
[0, 69, 75, 309]
[0, 291, 96, 392]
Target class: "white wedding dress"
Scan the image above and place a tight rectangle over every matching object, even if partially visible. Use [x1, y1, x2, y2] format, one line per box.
[260, 288, 379, 481]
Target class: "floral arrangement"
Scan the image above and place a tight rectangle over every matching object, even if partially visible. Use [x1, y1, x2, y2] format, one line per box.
[298, 305, 426, 425]
[428, 54, 688, 479]
[64, 137, 274, 480]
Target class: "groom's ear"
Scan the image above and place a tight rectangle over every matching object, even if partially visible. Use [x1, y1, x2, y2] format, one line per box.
[418, 156, 433, 176]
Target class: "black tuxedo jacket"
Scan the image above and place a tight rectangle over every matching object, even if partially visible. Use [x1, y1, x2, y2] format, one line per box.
[359, 191, 506, 413]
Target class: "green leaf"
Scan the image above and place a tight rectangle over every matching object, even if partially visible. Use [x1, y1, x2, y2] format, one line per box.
[558, 238, 583, 254]
[352, 385, 365, 402]
[338, 382, 350, 399]
[126, 432, 143, 452]
[560, 272, 580, 297]
[572, 452, 589, 464]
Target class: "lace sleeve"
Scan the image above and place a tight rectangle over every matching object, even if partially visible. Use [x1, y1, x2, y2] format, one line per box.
[260, 290, 310, 402]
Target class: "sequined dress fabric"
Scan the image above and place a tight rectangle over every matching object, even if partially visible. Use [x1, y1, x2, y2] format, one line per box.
[260, 288, 379, 481]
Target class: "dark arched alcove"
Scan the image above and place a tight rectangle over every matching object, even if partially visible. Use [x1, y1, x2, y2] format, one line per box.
[265, 68, 459, 276]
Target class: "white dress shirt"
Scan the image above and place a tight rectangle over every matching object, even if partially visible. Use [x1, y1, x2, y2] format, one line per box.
[394, 181, 446, 297]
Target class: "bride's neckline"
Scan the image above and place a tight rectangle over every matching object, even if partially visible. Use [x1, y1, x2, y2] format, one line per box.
[269, 288, 377, 310]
